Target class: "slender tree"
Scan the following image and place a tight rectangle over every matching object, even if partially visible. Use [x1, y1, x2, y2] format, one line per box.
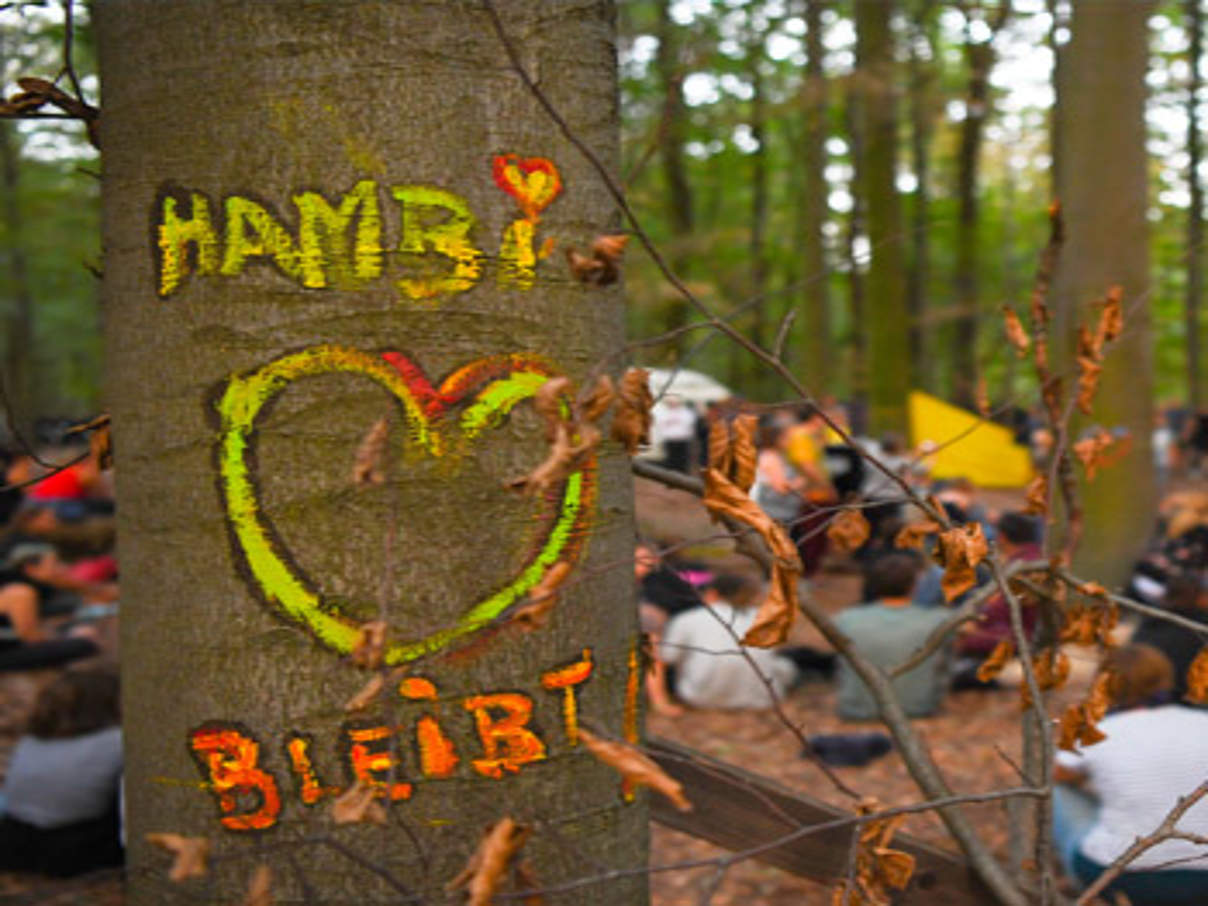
[748, 33, 770, 395]
[97, 1, 646, 901]
[1054, 0, 1156, 586]
[799, 0, 831, 395]
[854, 0, 910, 434]
[1188, 0, 1205, 408]
[905, 0, 937, 392]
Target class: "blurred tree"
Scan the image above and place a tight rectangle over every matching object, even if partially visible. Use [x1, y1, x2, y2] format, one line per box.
[1187, 0, 1205, 407]
[799, 0, 830, 395]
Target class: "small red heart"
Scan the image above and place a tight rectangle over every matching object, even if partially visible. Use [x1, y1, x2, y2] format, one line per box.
[493, 154, 563, 220]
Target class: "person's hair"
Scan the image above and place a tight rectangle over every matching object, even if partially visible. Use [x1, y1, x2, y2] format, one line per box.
[27, 667, 121, 739]
[757, 418, 784, 450]
[997, 512, 1039, 546]
[705, 573, 750, 602]
[1163, 572, 1204, 614]
[1100, 644, 1173, 710]
[864, 553, 920, 600]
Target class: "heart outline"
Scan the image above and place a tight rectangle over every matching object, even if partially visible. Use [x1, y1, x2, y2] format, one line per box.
[492, 154, 563, 221]
[214, 344, 595, 665]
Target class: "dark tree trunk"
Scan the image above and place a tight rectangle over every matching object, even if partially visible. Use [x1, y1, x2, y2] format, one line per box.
[854, 0, 909, 434]
[749, 51, 770, 397]
[844, 71, 868, 422]
[905, 1, 936, 392]
[97, 2, 647, 902]
[1188, 0, 1205, 409]
[800, 0, 831, 396]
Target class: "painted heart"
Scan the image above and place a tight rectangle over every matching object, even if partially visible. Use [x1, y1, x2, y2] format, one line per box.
[214, 345, 595, 665]
[492, 154, 563, 221]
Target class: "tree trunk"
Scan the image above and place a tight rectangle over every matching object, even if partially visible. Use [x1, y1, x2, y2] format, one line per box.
[799, 0, 830, 396]
[905, 3, 935, 393]
[96, 2, 647, 902]
[749, 50, 770, 398]
[854, 0, 910, 435]
[1188, 0, 1205, 409]
[951, 34, 997, 409]
[844, 69, 869, 423]
[655, 0, 694, 352]
[1054, 0, 1156, 587]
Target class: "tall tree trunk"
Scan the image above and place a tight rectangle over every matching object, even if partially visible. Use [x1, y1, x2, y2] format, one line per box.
[1046, 0, 1065, 198]
[844, 66, 869, 426]
[951, 9, 1007, 408]
[854, 0, 909, 435]
[800, 0, 831, 396]
[905, 1, 936, 392]
[97, 2, 646, 902]
[1055, 0, 1156, 587]
[1188, 0, 1205, 409]
[749, 52, 770, 398]
[656, 0, 694, 354]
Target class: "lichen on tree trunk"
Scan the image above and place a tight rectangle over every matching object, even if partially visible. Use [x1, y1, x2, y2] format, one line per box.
[97, 1, 647, 902]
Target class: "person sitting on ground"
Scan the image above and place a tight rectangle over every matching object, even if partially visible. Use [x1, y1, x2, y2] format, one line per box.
[833, 553, 952, 721]
[1131, 572, 1208, 701]
[0, 537, 116, 643]
[0, 666, 124, 877]
[955, 512, 1043, 661]
[660, 574, 833, 710]
[1052, 644, 1208, 904]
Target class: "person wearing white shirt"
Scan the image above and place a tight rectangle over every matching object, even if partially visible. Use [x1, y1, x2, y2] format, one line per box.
[1053, 644, 1208, 905]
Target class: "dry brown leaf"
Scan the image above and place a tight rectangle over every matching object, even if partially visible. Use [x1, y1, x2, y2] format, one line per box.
[508, 422, 599, 497]
[976, 639, 1014, 683]
[331, 780, 388, 826]
[975, 376, 991, 417]
[707, 418, 731, 475]
[447, 816, 531, 906]
[894, 520, 940, 550]
[935, 523, 988, 601]
[146, 833, 211, 882]
[730, 414, 759, 492]
[1076, 353, 1103, 416]
[532, 376, 572, 441]
[873, 847, 916, 891]
[579, 728, 692, 811]
[1059, 604, 1097, 646]
[592, 233, 629, 265]
[350, 620, 387, 669]
[1024, 474, 1048, 516]
[1096, 285, 1125, 347]
[509, 561, 572, 630]
[1073, 429, 1117, 481]
[1187, 647, 1208, 704]
[566, 234, 627, 286]
[243, 864, 273, 906]
[1003, 306, 1032, 357]
[611, 369, 653, 455]
[352, 417, 389, 487]
[828, 508, 871, 554]
[702, 467, 800, 565]
[344, 673, 385, 712]
[578, 374, 616, 424]
[740, 565, 799, 648]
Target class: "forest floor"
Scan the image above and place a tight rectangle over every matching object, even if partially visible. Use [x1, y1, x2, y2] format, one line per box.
[0, 476, 1092, 904]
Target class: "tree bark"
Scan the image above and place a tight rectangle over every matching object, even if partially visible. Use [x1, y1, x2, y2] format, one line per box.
[905, 2, 936, 393]
[97, 2, 646, 902]
[854, 0, 910, 435]
[749, 46, 770, 398]
[1054, 0, 1156, 587]
[799, 0, 830, 396]
[844, 69, 869, 423]
[1188, 0, 1205, 409]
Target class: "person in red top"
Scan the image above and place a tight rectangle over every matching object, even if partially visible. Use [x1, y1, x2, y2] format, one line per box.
[28, 459, 98, 502]
[956, 512, 1043, 659]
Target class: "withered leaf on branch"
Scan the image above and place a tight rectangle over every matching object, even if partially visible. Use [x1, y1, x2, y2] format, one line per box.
[565, 234, 628, 286]
[1003, 306, 1032, 357]
[1059, 604, 1097, 647]
[579, 728, 692, 811]
[352, 417, 389, 487]
[976, 639, 1014, 684]
[350, 620, 387, 670]
[145, 833, 211, 883]
[934, 523, 988, 601]
[611, 368, 653, 455]
[1073, 428, 1123, 481]
[894, 520, 940, 550]
[330, 780, 387, 826]
[532, 376, 573, 441]
[701, 467, 800, 565]
[447, 816, 532, 906]
[507, 422, 598, 497]
[729, 414, 759, 493]
[512, 860, 547, 906]
[243, 865, 273, 906]
[832, 801, 916, 906]
[707, 418, 732, 475]
[1057, 671, 1113, 752]
[1024, 474, 1048, 516]
[827, 508, 871, 554]
[740, 565, 800, 648]
[578, 374, 616, 424]
[1187, 648, 1208, 704]
[1095, 285, 1125, 348]
[509, 560, 572, 630]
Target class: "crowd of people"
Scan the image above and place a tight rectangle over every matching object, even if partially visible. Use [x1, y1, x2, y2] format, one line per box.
[637, 403, 1208, 903]
[0, 442, 123, 877]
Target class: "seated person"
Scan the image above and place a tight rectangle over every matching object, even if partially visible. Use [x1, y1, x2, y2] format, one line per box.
[834, 553, 951, 720]
[955, 512, 1042, 660]
[635, 541, 703, 622]
[0, 666, 123, 877]
[1053, 644, 1208, 904]
[660, 574, 829, 710]
[1131, 572, 1208, 700]
[0, 538, 117, 642]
